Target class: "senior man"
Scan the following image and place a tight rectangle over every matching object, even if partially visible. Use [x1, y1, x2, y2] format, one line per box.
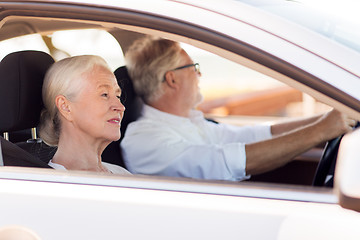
[121, 37, 354, 181]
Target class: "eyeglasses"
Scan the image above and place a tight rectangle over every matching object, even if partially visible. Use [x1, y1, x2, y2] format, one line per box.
[163, 63, 201, 82]
[171, 63, 201, 75]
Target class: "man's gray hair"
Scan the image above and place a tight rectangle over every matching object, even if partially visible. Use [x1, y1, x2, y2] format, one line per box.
[125, 37, 183, 104]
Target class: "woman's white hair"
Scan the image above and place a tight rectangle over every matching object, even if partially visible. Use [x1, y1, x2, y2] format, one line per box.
[39, 55, 111, 146]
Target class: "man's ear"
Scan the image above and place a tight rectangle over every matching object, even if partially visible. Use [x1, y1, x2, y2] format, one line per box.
[55, 95, 73, 121]
[164, 71, 179, 89]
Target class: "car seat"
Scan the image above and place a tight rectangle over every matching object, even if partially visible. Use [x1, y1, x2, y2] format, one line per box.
[0, 136, 50, 167]
[0, 50, 55, 167]
[101, 66, 143, 167]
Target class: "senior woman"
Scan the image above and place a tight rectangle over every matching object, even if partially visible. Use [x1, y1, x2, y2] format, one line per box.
[39, 55, 130, 174]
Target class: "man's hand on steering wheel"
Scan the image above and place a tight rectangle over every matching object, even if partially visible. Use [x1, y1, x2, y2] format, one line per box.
[312, 112, 359, 187]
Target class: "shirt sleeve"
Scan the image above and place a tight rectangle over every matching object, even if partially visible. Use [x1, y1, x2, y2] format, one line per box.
[211, 122, 272, 144]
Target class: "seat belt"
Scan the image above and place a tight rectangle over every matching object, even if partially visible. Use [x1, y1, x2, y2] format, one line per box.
[0, 137, 3, 166]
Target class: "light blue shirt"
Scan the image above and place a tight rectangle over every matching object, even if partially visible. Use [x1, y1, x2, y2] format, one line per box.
[121, 105, 272, 181]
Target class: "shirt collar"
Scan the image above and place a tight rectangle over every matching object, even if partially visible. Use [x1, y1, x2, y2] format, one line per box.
[142, 104, 204, 124]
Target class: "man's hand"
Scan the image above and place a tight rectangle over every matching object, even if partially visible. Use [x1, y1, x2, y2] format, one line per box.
[246, 109, 357, 175]
[317, 109, 356, 141]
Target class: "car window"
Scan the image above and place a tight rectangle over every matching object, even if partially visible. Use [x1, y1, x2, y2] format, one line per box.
[50, 29, 125, 71]
[0, 29, 124, 71]
[0, 21, 332, 187]
[181, 43, 331, 124]
[0, 33, 49, 60]
[0, 28, 329, 123]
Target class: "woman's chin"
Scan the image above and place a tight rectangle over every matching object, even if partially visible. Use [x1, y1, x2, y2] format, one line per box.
[108, 134, 121, 142]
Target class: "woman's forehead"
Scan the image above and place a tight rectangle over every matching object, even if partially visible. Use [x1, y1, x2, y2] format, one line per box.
[85, 65, 119, 88]
[71, 70, 118, 101]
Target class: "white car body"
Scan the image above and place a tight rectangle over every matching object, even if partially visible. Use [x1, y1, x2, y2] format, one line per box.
[0, 0, 360, 239]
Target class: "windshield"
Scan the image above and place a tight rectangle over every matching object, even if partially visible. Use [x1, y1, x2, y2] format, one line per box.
[238, 0, 360, 54]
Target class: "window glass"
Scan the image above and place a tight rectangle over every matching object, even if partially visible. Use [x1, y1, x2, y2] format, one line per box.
[0, 34, 49, 60]
[51, 29, 124, 71]
[181, 43, 330, 122]
[0, 29, 124, 71]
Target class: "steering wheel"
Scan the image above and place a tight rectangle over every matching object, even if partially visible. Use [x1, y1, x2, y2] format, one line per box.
[312, 122, 360, 187]
[312, 136, 342, 187]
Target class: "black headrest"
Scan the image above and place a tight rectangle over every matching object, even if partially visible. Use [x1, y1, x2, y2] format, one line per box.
[0, 51, 54, 133]
[115, 66, 143, 139]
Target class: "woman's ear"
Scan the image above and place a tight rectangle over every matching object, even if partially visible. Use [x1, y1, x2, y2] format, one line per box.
[55, 95, 73, 121]
[164, 71, 179, 89]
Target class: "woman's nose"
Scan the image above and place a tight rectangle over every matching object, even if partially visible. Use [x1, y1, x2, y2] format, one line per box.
[112, 99, 125, 113]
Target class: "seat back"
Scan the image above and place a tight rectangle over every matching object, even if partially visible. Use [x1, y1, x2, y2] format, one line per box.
[0, 136, 51, 168]
[0, 50, 55, 138]
[0, 51, 56, 167]
[101, 66, 143, 167]
[116, 66, 143, 140]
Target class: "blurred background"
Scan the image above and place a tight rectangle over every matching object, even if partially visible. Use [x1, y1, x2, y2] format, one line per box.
[0, 28, 330, 122]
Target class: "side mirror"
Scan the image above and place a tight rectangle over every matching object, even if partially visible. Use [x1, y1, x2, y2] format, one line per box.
[335, 128, 360, 212]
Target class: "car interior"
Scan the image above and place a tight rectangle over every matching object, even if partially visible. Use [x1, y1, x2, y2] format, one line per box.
[0, 50, 141, 169]
[0, 50, 55, 168]
[0, 16, 332, 187]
